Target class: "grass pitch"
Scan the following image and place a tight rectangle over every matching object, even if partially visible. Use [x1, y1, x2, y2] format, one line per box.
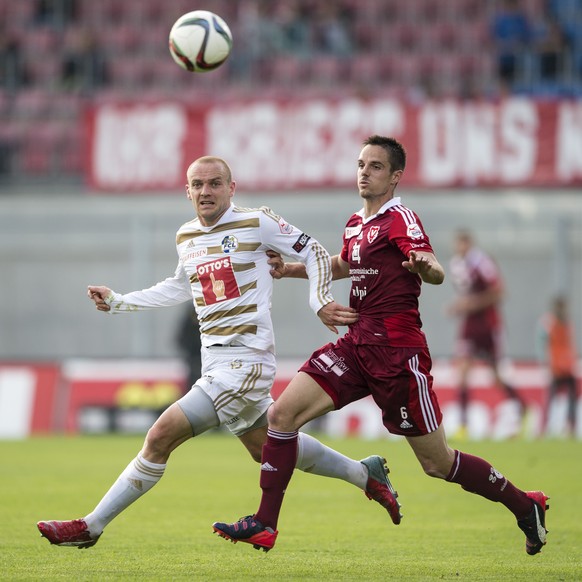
[1, 433, 580, 581]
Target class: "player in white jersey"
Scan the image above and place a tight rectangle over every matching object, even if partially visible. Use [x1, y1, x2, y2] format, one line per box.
[37, 156, 400, 549]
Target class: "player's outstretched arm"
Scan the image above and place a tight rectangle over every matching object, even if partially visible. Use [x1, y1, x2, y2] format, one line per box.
[402, 251, 445, 285]
[266, 252, 350, 281]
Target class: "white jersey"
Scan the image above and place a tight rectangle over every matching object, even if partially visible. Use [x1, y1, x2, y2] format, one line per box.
[106, 204, 333, 353]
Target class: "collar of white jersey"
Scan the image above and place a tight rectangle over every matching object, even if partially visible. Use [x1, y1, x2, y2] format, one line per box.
[356, 197, 401, 224]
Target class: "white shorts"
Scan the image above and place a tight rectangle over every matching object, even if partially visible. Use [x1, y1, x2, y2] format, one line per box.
[194, 345, 276, 436]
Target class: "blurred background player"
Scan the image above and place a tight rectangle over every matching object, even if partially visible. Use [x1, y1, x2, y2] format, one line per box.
[536, 295, 579, 438]
[175, 304, 202, 396]
[447, 229, 526, 438]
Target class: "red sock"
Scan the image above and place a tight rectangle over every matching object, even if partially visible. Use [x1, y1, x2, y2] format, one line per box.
[255, 429, 298, 530]
[446, 450, 532, 519]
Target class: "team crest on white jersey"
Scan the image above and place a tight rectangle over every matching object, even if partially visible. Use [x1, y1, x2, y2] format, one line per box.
[278, 218, 294, 234]
[345, 225, 362, 239]
[221, 235, 238, 253]
[367, 226, 380, 244]
[407, 223, 423, 239]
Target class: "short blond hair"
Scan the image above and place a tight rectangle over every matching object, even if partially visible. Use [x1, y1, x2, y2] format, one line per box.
[187, 156, 232, 183]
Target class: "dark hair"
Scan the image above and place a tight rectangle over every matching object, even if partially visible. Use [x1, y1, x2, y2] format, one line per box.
[363, 135, 406, 172]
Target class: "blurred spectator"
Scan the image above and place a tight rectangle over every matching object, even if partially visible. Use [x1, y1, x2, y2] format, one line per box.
[273, 1, 312, 57]
[0, 28, 27, 91]
[536, 296, 579, 437]
[533, 12, 571, 84]
[491, 0, 532, 88]
[447, 229, 526, 438]
[312, 3, 353, 57]
[547, 0, 582, 26]
[175, 305, 202, 396]
[231, 0, 286, 80]
[34, 0, 77, 28]
[60, 27, 108, 92]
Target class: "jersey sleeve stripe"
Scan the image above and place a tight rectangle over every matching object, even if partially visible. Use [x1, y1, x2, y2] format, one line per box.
[390, 204, 416, 225]
[313, 241, 333, 305]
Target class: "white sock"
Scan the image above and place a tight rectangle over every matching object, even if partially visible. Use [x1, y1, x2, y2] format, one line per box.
[84, 455, 166, 535]
[296, 432, 367, 489]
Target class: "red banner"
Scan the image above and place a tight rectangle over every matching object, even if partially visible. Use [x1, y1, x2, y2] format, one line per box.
[1, 360, 578, 439]
[61, 359, 186, 434]
[0, 363, 61, 437]
[87, 97, 582, 192]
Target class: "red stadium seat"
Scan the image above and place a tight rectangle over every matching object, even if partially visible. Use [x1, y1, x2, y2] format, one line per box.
[0, 0, 35, 25]
[107, 58, 152, 91]
[348, 55, 383, 88]
[98, 25, 140, 56]
[264, 56, 309, 88]
[11, 89, 51, 119]
[23, 58, 62, 88]
[308, 56, 345, 86]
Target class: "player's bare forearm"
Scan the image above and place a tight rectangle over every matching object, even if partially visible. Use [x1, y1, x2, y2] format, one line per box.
[267, 252, 349, 281]
[266, 251, 306, 279]
[284, 262, 309, 278]
[402, 251, 445, 285]
[331, 255, 350, 280]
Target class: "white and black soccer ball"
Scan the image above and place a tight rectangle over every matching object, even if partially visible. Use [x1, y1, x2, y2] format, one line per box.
[169, 10, 233, 73]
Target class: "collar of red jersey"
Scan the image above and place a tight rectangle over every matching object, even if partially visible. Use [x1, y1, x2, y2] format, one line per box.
[356, 196, 401, 223]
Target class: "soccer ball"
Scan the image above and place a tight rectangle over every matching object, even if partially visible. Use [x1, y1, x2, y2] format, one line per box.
[169, 10, 233, 73]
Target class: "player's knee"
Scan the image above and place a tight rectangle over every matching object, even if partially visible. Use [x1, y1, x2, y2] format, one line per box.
[143, 423, 173, 459]
[267, 402, 296, 431]
[249, 446, 262, 463]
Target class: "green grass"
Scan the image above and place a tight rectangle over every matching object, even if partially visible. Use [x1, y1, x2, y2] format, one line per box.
[1, 433, 580, 581]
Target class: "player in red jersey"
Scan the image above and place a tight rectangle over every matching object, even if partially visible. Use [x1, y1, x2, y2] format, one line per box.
[448, 229, 527, 437]
[212, 135, 549, 555]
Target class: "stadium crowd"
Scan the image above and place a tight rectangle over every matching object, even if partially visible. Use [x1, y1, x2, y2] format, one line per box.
[0, 0, 581, 183]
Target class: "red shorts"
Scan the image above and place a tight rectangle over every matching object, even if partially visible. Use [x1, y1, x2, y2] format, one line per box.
[456, 327, 503, 362]
[299, 335, 442, 437]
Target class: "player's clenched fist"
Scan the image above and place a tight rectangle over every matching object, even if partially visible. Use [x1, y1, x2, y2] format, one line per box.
[87, 285, 113, 312]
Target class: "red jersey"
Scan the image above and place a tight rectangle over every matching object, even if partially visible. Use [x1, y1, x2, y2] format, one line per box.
[449, 246, 502, 338]
[340, 197, 434, 347]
